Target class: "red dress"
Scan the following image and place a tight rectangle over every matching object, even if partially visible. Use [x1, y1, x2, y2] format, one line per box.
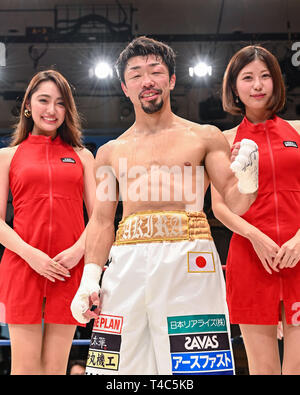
[0, 133, 85, 325]
[226, 116, 300, 325]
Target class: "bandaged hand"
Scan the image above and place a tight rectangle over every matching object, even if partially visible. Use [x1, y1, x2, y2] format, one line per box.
[230, 139, 259, 194]
[71, 263, 102, 324]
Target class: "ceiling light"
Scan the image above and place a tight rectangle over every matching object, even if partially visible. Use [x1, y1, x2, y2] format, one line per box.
[189, 62, 212, 78]
[94, 61, 113, 79]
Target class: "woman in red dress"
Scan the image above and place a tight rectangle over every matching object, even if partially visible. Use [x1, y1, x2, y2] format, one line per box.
[0, 70, 95, 374]
[212, 46, 300, 374]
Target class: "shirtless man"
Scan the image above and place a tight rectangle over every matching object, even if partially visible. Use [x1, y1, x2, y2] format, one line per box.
[71, 36, 258, 375]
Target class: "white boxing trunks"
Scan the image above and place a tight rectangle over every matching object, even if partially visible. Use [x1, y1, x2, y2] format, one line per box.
[85, 211, 234, 375]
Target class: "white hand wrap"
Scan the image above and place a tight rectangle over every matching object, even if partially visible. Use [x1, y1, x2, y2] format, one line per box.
[230, 138, 259, 194]
[71, 263, 102, 324]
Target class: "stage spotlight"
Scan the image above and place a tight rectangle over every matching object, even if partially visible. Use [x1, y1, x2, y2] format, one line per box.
[189, 62, 212, 78]
[94, 61, 113, 79]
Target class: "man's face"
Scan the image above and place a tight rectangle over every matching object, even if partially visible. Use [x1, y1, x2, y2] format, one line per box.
[121, 54, 176, 114]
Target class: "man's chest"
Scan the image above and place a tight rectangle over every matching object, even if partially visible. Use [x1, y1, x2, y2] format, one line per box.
[112, 136, 205, 174]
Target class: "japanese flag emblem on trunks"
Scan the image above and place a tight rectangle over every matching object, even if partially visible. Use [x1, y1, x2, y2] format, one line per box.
[187, 251, 215, 273]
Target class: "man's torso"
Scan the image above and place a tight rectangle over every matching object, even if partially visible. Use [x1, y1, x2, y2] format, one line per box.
[107, 119, 214, 216]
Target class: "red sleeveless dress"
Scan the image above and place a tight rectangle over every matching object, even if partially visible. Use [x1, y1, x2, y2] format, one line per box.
[226, 116, 300, 325]
[0, 133, 85, 325]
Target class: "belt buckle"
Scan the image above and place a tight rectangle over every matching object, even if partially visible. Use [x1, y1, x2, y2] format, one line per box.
[117, 211, 189, 244]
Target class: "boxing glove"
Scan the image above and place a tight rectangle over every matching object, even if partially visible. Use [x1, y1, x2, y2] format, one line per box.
[230, 138, 259, 194]
[71, 263, 102, 324]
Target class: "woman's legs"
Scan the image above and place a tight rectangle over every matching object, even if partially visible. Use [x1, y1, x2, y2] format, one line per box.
[239, 323, 281, 375]
[281, 306, 300, 375]
[240, 302, 300, 375]
[8, 323, 76, 375]
[42, 323, 76, 375]
[8, 324, 43, 374]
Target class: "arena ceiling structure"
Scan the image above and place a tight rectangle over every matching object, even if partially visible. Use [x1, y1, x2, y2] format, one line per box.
[0, 0, 299, 134]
